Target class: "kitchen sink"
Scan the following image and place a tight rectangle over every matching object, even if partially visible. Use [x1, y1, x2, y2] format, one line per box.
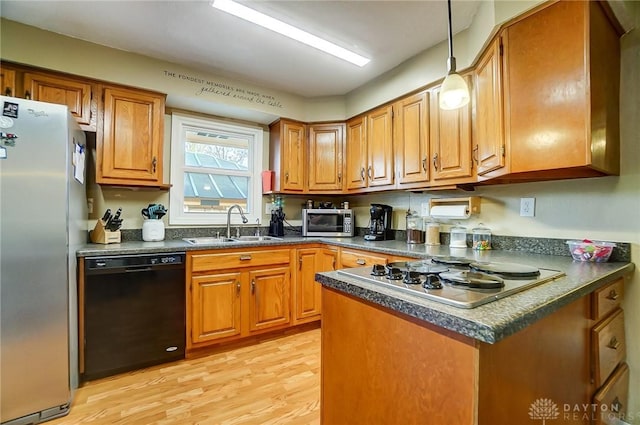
[182, 237, 237, 245]
[232, 235, 283, 242]
[182, 235, 283, 245]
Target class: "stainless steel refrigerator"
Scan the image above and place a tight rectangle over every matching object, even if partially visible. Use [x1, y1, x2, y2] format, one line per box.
[0, 96, 87, 424]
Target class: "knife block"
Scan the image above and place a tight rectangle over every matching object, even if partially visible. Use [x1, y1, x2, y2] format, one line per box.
[90, 219, 121, 244]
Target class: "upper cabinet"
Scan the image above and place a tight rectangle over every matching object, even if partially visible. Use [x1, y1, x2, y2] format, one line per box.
[269, 119, 306, 193]
[482, 1, 621, 182]
[394, 91, 430, 189]
[429, 75, 474, 186]
[0, 64, 16, 97]
[345, 115, 368, 191]
[96, 85, 167, 188]
[24, 72, 96, 131]
[367, 105, 395, 188]
[345, 105, 395, 192]
[308, 123, 345, 193]
[473, 37, 505, 176]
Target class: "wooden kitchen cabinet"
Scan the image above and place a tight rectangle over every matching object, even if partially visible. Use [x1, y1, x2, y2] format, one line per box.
[483, 1, 621, 182]
[294, 246, 338, 324]
[345, 115, 368, 191]
[473, 37, 505, 176]
[345, 106, 394, 192]
[23, 71, 96, 131]
[308, 123, 345, 192]
[269, 119, 306, 193]
[191, 272, 242, 343]
[429, 75, 474, 186]
[248, 267, 291, 332]
[321, 282, 597, 424]
[367, 105, 395, 188]
[187, 248, 292, 352]
[0, 64, 16, 97]
[394, 91, 430, 188]
[96, 85, 167, 188]
[590, 278, 628, 420]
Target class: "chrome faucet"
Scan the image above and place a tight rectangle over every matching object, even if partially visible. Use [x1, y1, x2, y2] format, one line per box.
[227, 204, 248, 238]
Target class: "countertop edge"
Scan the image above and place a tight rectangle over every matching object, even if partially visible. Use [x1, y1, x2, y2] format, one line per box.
[317, 263, 634, 344]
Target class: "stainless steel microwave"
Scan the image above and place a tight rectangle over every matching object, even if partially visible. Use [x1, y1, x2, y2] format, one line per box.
[302, 209, 355, 237]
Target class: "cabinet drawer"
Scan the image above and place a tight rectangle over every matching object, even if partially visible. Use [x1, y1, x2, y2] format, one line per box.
[340, 249, 389, 268]
[591, 278, 624, 321]
[592, 308, 625, 387]
[593, 363, 629, 425]
[191, 249, 290, 272]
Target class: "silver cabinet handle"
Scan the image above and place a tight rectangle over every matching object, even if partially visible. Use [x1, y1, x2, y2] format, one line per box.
[360, 167, 365, 181]
[433, 153, 439, 171]
[239, 255, 252, 261]
[356, 259, 366, 265]
[607, 336, 620, 350]
[607, 289, 619, 300]
[236, 281, 241, 296]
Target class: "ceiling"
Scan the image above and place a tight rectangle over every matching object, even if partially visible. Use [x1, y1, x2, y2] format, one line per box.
[0, 0, 481, 98]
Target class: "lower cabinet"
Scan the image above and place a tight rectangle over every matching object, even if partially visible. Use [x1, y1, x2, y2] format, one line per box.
[321, 276, 630, 424]
[294, 246, 338, 324]
[187, 248, 292, 351]
[191, 272, 242, 343]
[590, 278, 628, 424]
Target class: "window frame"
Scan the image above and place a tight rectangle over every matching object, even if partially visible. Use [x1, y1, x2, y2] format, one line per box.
[169, 112, 264, 226]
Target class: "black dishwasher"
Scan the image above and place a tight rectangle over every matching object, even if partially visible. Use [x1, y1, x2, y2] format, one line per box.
[83, 252, 186, 380]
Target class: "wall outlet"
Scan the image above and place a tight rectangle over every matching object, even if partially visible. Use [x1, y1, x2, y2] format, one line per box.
[520, 198, 535, 217]
[265, 202, 273, 214]
[420, 202, 430, 217]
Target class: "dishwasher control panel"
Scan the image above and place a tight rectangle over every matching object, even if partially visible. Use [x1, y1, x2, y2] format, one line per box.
[85, 252, 185, 271]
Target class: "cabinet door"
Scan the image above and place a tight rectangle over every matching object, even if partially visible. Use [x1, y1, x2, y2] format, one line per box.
[308, 123, 345, 192]
[503, 1, 589, 173]
[191, 272, 242, 344]
[367, 105, 394, 187]
[295, 248, 323, 322]
[281, 120, 306, 192]
[0, 66, 16, 97]
[248, 267, 291, 332]
[24, 72, 94, 129]
[429, 78, 473, 183]
[474, 38, 505, 176]
[394, 91, 429, 187]
[345, 115, 368, 191]
[98, 86, 165, 186]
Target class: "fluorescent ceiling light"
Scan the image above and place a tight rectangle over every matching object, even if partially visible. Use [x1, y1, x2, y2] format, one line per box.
[211, 0, 370, 67]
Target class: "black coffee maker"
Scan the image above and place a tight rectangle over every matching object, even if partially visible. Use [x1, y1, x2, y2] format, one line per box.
[364, 204, 393, 241]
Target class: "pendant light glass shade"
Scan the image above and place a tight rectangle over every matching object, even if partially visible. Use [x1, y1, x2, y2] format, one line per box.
[440, 72, 470, 110]
[439, 0, 470, 110]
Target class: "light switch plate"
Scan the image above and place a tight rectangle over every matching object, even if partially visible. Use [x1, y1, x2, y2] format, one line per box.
[520, 198, 535, 217]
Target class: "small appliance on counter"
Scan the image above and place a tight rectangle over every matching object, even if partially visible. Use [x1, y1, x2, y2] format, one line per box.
[365, 204, 393, 241]
[302, 208, 354, 237]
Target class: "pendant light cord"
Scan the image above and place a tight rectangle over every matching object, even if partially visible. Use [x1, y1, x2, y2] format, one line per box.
[447, 0, 454, 60]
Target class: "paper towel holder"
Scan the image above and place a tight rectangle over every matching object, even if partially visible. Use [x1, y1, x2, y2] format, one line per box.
[429, 196, 480, 218]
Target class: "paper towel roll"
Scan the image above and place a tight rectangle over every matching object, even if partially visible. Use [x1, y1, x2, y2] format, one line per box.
[430, 205, 470, 219]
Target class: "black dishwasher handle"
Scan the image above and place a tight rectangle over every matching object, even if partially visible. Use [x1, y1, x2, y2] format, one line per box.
[125, 266, 153, 273]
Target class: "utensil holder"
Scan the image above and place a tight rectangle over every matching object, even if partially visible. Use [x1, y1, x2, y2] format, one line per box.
[90, 219, 121, 244]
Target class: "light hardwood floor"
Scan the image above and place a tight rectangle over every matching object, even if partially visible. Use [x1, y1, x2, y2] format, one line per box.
[50, 329, 320, 425]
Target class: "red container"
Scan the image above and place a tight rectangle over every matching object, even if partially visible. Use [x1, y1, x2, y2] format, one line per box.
[261, 170, 274, 193]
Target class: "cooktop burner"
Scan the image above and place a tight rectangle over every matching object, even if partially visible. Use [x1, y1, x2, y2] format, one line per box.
[338, 259, 565, 309]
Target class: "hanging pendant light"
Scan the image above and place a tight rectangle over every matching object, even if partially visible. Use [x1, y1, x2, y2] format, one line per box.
[439, 0, 470, 110]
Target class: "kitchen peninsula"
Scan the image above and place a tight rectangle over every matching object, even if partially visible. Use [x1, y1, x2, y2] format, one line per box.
[316, 246, 633, 424]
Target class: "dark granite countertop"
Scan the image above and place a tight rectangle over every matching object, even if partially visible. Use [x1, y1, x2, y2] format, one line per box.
[76, 236, 633, 345]
[316, 248, 634, 344]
